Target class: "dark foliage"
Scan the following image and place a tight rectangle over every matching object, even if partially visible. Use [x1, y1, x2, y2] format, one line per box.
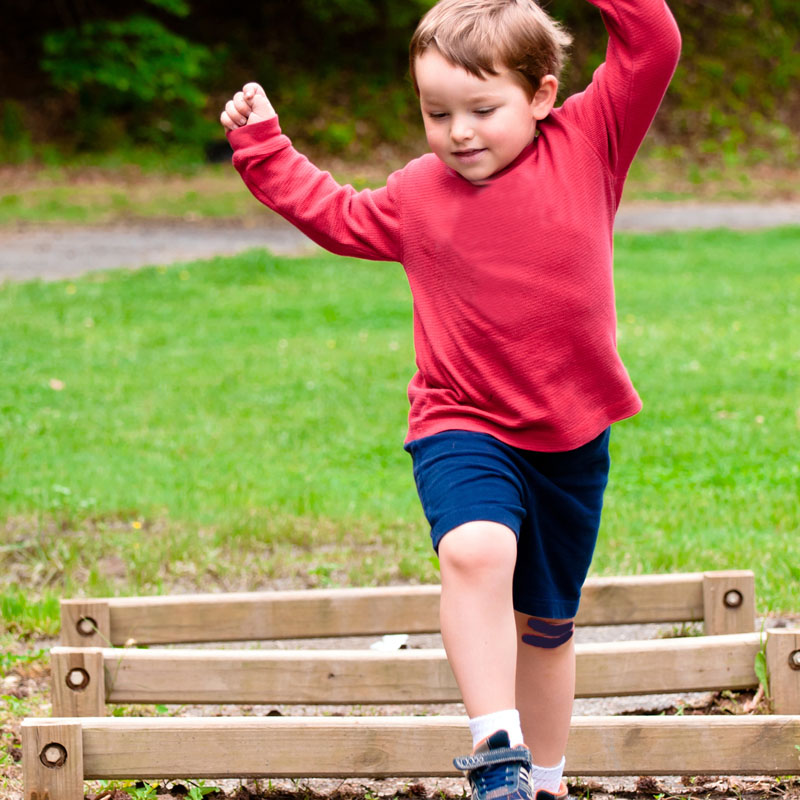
[0, 0, 798, 159]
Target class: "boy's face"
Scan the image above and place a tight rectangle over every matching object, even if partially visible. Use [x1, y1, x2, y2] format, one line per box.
[415, 48, 543, 182]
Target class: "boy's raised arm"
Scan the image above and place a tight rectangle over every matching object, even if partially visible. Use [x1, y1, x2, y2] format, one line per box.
[224, 84, 403, 264]
[558, 0, 681, 194]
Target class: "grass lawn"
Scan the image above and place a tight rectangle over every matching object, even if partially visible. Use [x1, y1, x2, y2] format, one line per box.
[0, 227, 798, 635]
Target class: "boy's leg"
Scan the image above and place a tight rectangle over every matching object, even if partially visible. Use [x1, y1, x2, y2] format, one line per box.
[438, 520, 519, 719]
[514, 611, 575, 769]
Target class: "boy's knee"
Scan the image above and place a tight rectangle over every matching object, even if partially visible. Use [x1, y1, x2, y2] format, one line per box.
[438, 520, 517, 579]
[520, 616, 574, 648]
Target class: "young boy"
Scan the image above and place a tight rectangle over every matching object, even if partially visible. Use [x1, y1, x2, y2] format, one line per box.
[221, 0, 680, 797]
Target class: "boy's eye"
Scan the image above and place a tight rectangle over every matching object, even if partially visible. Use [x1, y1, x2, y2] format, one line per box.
[427, 112, 448, 120]
[475, 107, 495, 116]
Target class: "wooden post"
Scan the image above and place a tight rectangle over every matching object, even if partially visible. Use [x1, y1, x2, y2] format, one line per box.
[701, 570, 755, 635]
[60, 600, 111, 647]
[766, 628, 800, 714]
[50, 648, 106, 717]
[22, 719, 84, 800]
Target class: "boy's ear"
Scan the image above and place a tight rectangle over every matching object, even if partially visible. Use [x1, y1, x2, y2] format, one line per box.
[531, 75, 559, 120]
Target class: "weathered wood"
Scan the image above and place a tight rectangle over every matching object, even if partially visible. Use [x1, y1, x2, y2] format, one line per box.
[576, 572, 705, 626]
[23, 715, 800, 779]
[62, 571, 754, 646]
[21, 719, 83, 800]
[767, 628, 800, 714]
[54, 633, 761, 708]
[51, 648, 105, 717]
[575, 632, 760, 697]
[59, 599, 111, 647]
[702, 570, 756, 635]
[105, 586, 441, 645]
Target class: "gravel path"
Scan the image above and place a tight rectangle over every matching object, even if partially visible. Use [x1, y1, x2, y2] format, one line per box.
[1, 201, 798, 282]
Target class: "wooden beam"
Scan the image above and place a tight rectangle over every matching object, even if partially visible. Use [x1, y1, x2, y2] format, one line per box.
[51, 647, 105, 717]
[22, 719, 83, 800]
[575, 632, 760, 697]
[51, 632, 761, 707]
[576, 572, 705, 626]
[61, 571, 753, 646]
[104, 586, 441, 645]
[59, 600, 111, 648]
[767, 628, 800, 714]
[702, 571, 756, 635]
[22, 715, 800, 780]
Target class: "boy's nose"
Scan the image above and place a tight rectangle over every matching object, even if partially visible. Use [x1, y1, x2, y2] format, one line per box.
[450, 118, 474, 143]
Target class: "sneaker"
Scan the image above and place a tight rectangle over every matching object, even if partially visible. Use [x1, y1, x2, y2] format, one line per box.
[453, 730, 534, 800]
[533, 782, 568, 800]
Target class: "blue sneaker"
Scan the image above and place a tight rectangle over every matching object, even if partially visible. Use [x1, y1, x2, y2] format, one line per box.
[533, 783, 568, 800]
[453, 730, 534, 800]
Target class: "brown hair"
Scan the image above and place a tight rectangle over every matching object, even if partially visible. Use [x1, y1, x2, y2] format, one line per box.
[409, 0, 572, 98]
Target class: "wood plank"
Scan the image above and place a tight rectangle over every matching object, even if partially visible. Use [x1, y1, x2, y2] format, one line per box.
[60, 600, 111, 648]
[575, 632, 760, 697]
[767, 628, 800, 714]
[105, 586, 442, 645]
[53, 633, 761, 707]
[51, 647, 105, 717]
[702, 571, 756, 635]
[60, 715, 800, 778]
[576, 572, 705, 626]
[22, 719, 83, 800]
[80, 572, 737, 646]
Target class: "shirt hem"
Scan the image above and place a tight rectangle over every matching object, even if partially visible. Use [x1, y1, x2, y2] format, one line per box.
[404, 398, 642, 453]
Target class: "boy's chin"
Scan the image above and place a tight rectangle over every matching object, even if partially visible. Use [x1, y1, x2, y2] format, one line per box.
[435, 153, 500, 182]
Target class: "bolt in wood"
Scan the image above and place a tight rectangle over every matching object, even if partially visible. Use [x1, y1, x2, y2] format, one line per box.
[66, 668, 90, 691]
[40, 743, 67, 769]
[76, 617, 97, 637]
[723, 589, 743, 608]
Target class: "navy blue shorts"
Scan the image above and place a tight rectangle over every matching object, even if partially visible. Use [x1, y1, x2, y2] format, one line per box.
[405, 428, 611, 619]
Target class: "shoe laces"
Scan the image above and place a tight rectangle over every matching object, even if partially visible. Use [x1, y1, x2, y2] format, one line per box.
[475, 762, 515, 794]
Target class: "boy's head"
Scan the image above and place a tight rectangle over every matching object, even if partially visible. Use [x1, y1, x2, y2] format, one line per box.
[409, 0, 571, 100]
[409, 0, 571, 181]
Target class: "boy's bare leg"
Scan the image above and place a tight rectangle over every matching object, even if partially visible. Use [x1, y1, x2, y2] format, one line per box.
[438, 521, 519, 718]
[514, 611, 576, 766]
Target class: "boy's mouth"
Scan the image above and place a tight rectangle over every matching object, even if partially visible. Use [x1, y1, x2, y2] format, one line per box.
[452, 148, 487, 163]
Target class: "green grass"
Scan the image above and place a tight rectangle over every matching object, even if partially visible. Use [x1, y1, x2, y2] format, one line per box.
[1, 227, 798, 633]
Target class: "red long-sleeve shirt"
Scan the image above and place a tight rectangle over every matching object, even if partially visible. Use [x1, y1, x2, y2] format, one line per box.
[229, 0, 681, 451]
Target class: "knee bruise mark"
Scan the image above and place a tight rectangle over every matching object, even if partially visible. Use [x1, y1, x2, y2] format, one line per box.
[521, 617, 574, 648]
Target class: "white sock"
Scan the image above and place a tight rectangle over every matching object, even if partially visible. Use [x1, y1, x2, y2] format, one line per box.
[468, 709, 524, 748]
[530, 756, 566, 793]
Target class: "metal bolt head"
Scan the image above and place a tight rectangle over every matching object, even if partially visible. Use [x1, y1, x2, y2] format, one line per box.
[66, 667, 90, 691]
[76, 616, 97, 637]
[723, 589, 743, 609]
[40, 742, 67, 769]
[789, 649, 800, 671]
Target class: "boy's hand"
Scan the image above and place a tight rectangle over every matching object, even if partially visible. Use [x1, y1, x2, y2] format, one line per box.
[220, 82, 276, 131]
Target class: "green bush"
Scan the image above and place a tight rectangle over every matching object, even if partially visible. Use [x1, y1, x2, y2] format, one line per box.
[9, 0, 798, 160]
[40, 3, 215, 151]
[0, 101, 34, 164]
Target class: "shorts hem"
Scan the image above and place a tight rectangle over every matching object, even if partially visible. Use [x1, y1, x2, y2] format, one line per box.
[512, 597, 580, 619]
[431, 507, 523, 552]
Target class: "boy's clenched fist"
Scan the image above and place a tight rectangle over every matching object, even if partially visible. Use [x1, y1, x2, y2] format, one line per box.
[220, 82, 276, 131]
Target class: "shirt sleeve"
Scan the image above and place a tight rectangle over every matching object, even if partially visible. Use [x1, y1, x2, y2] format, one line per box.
[228, 117, 403, 263]
[557, 0, 681, 196]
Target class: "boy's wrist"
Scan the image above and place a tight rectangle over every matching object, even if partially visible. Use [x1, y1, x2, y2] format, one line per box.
[227, 115, 287, 152]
